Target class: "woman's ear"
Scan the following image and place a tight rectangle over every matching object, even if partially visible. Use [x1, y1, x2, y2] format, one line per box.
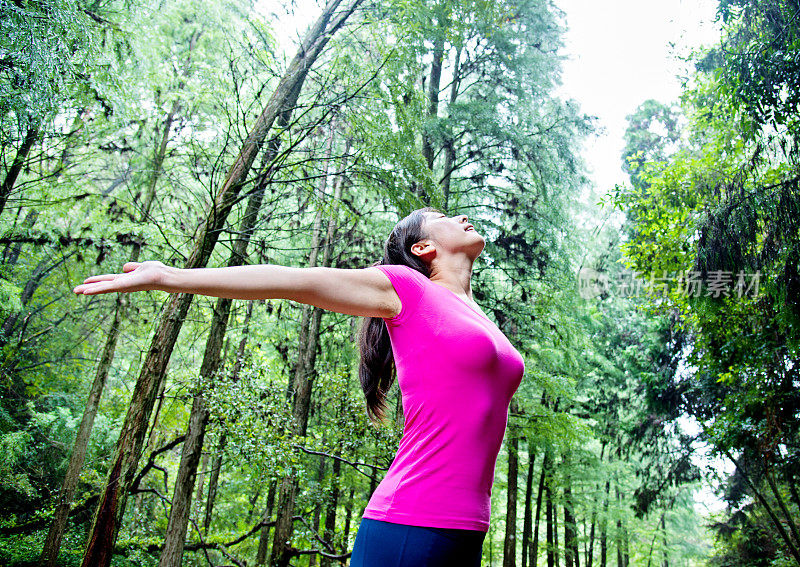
[411, 240, 436, 261]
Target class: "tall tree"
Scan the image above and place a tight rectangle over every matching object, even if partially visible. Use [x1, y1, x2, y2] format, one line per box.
[80, 2, 363, 564]
[504, 401, 521, 567]
[40, 29, 201, 566]
[270, 128, 350, 567]
[158, 86, 293, 567]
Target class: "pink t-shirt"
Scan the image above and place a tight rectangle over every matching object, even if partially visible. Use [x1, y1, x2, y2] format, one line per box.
[362, 264, 525, 532]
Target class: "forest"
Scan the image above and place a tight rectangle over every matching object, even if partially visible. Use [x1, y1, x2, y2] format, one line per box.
[1, 0, 798, 565]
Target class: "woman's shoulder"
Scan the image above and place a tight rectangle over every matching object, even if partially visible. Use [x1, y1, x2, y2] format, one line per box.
[373, 264, 430, 324]
[374, 264, 430, 282]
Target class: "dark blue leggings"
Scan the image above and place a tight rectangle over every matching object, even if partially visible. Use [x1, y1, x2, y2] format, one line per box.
[349, 518, 485, 567]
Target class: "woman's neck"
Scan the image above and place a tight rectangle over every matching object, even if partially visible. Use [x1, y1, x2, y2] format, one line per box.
[428, 255, 475, 300]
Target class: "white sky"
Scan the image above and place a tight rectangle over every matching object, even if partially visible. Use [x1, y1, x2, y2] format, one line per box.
[554, 0, 722, 195]
[263, 0, 722, 194]
[553, 1, 729, 515]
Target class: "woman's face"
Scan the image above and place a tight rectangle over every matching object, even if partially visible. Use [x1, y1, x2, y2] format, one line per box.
[418, 211, 485, 260]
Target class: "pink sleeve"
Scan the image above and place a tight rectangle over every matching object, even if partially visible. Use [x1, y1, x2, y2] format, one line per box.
[374, 264, 428, 325]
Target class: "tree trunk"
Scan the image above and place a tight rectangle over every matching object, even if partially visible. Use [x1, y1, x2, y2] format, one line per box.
[158, 393, 209, 567]
[131, 377, 169, 519]
[158, 112, 282, 567]
[285, 124, 335, 406]
[582, 518, 589, 567]
[2, 209, 38, 266]
[2, 251, 74, 343]
[600, 479, 609, 567]
[364, 461, 378, 517]
[725, 449, 800, 564]
[522, 442, 535, 567]
[204, 303, 252, 534]
[193, 451, 209, 521]
[586, 444, 604, 567]
[248, 485, 264, 524]
[320, 454, 342, 567]
[309, 455, 327, 567]
[489, 523, 494, 565]
[615, 483, 629, 567]
[255, 479, 278, 565]
[270, 476, 299, 567]
[786, 469, 800, 513]
[343, 487, 355, 547]
[440, 46, 461, 208]
[270, 166, 333, 567]
[503, 405, 520, 567]
[39, 292, 124, 567]
[1, 72, 89, 221]
[130, 379, 169, 523]
[615, 475, 629, 567]
[587, 504, 596, 567]
[269, 127, 349, 567]
[546, 471, 555, 567]
[622, 526, 629, 567]
[554, 487, 560, 567]
[0, 125, 39, 218]
[200, 432, 226, 531]
[50, 109, 86, 180]
[563, 460, 579, 567]
[79, 2, 360, 562]
[766, 469, 800, 551]
[532, 449, 549, 567]
[421, 35, 444, 171]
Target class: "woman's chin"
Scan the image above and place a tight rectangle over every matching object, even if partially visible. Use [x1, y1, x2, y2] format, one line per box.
[468, 238, 486, 259]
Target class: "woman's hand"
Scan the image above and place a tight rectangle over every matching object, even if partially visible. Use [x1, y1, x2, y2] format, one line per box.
[73, 261, 169, 296]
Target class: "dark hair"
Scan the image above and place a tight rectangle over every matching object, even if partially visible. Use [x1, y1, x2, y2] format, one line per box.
[358, 207, 439, 422]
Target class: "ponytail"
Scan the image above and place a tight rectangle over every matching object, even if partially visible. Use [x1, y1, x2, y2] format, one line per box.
[358, 207, 437, 422]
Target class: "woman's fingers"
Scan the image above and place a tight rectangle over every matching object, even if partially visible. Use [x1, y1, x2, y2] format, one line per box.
[79, 263, 145, 285]
[81, 273, 122, 284]
[74, 281, 118, 295]
[75, 273, 134, 295]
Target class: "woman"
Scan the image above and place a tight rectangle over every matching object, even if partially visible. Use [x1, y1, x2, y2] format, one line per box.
[74, 208, 524, 567]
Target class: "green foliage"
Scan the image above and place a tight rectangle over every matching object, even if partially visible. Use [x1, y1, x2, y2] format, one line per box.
[613, 0, 800, 563]
[1, 0, 103, 133]
[708, 0, 800, 135]
[0, 429, 36, 499]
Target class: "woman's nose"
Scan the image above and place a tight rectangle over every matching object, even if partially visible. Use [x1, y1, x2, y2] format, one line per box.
[458, 215, 468, 223]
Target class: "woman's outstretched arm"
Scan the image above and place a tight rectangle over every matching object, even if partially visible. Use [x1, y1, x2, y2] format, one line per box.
[73, 261, 400, 318]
